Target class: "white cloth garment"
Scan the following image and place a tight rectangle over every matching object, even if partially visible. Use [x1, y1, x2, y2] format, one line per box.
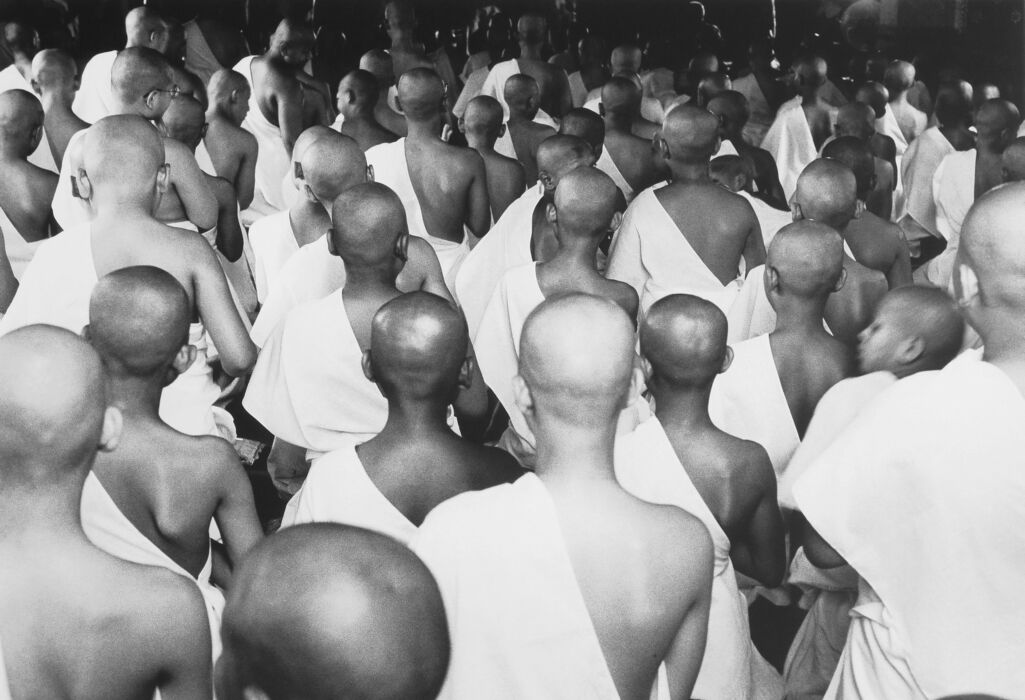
[876, 104, 909, 158]
[0, 225, 229, 438]
[0, 200, 43, 280]
[761, 96, 821, 200]
[479, 59, 559, 125]
[72, 50, 117, 123]
[924, 149, 976, 289]
[708, 333, 799, 477]
[248, 209, 298, 303]
[80, 471, 224, 661]
[453, 65, 489, 119]
[365, 138, 470, 292]
[899, 126, 954, 239]
[595, 147, 635, 202]
[454, 186, 542, 339]
[234, 56, 290, 216]
[738, 190, 790, 248]
[615, 416, 783, 700]
[413, 472, 669, 700]
[282, 445, 417, 544]
[0, 632, 9, 700]
[243, 288, 387, 459]
[794, 356, 1025, 698]
[567, 70, 587, 107]
[183, 20, 223, 86]
[0, 65, 57, 173]
[731, 74, 773, 147]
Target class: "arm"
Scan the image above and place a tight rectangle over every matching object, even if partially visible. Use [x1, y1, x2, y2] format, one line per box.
[267, 437, 310, 499]
[212, 442, 263, 574]
[156, 582, 213, 700]
[205, 175, 244, 262]
[742, 208, 767, 271]
[465, 151, 491, 238]
[803, 520, 847, 569]
[886, 225, 913, 288]
[235, 132, 257, 210]
[729, 454, 787, 586]
[662, 521, 713, 700]
[753, 149, 787, 208]
[0, 233, 17, 313]
[166, 139, 218, 231]
[191, 240, 257, 376]
[274, 79, 306, 155]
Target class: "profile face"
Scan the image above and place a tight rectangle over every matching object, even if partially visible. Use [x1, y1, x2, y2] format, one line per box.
[856, 298, 905, 374]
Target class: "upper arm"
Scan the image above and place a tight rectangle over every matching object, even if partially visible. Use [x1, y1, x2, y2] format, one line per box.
[236, 133, 258, 209]
[167, 140, 218, 231]
[741, 453, 787, 585]
[211, 441, 263, 565]
[406, 237, 453, 302]
[742, 203, 767, 268]
[191, 240, 257, 375]
[803, 520, 847, 569]
[465, 152, 491, 237]
[274, 79, 305, 154]
[661, 518, 713, 699]
[154, 580, 213, 700]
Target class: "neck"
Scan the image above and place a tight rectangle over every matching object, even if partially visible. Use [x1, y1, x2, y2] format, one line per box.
[533, 419, 619, 484]
[605, 113, 633, 131]
[90, 193, 155, 219]
[977, 137, 1003, 155]
[890, 91, 909, 104]
[379, 397, 451, 436]
[294, 198, 330, 221]
[344, 108, 375, 124]
[0, 143, 26, 161]
[508, 109, 534, 123]
[519, 43, 542, 60]
[652, 383, 715, 429]
[669, 160, 711, 184]
[465, 133, 496, 152]
[11, 54, 31, 78]
[800, 89, 821, 104]
[406, 118, 443, 140]
[106, 374, 164, 418]
[551, 238, 599, 268]
[773, 295, 829, 333]
[343, 265, 397, 292]
[980, 309, 1025, 368]
[0, 473, 90, 537]
[40, 90, 74, 113]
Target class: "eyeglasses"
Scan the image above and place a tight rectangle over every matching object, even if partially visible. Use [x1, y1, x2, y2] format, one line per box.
[152, 85, 181, 99]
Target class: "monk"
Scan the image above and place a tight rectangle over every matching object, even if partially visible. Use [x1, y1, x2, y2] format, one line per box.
[833, 102, 896, 219]
[2, 116, 255, 437]
[502, 74, 556, 185]
[204, 68, 258, 212]
[558, 106, 606, 162]
[608, 105, 764, 318]
[707, 90, 786, 206]
[455, 134, 596, 338]
[367, 68, 489, 291]
[278, 124, 335, 210]
[709, 155, 792, 248]
[0, 90, 56, 280]
[925, 98, 1021, 288]
[821, 139, 912, 288]
[585, 44, 664, 129]
[475, 168, 637, 464]
[74, 6, 169, 122]
[793, 183, 1025, 698]
[0, 325, 212, 699]
[732, 38, 785, 146]
[414, 293, 713, 699]
[54, 47, 218, 234]
[334, 69, 397, 152]
[244, 184, 486, 497]
[29, 48, 87, 167]
[598, 76, 662, 202]
[853, 82, 902, 165]
[460, 95, 526, 221]
[358, 49, 407, 137]
[481, 13, 571, 119]
[762, 55, 836, 198]
[183, 12, 248, 86]
[616, 294, 785, 699]
[0, 28, 58, 176]
[884, 60, 927, 144]
[710, 221, 853, 476]
[286, 292, 523, 539]
[216, 523, 450, 700]
[82, 267, 262, 658]
[382, 1, 459, 115]
[789, 159, 889, 344]
[1002, 136, 1025, 181]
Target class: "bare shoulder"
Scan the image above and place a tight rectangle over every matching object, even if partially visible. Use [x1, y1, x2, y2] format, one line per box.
[642, 501, 714, 583]
[174, 433, 244, 485]
[724, 434, 775, 491]
[467, 443, 525, 486]
[606, 279, 639, 319]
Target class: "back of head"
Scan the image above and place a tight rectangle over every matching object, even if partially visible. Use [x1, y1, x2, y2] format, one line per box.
[339, 69, 379, 112]
[385, 1, 416, 35]
[553, 167, 620, 244]
[396, 67, 444, 123]
[292, 124, 335, 166]
[504, 73, 540, 115]
[794, 54, 828, 93]
[269, 18, 315, 68]
[706, 90, 749, 133]
[709, 154, 753, 192]
[933, 80, 973, 127]
[558, 108, 605, 154]
[463, 95, 504, 139]
[869, 286, 965, 373]
[88, 266, 190, 379]
[536, 134, 595, 184]
[600, 76, 641, 118]
[641, 294, 728, 389]
[882, 60, 915, 96]
[31, 48, 77, 93]
[835, 102, 876, 141]
[300, 132, 366, 201]
[370, 292, 468, 402]
[959, 182, 1025, 313]
[3, 21, 38, 58]
[661, 104, 720, 164]
[0, 89, 42, 152]
[517, 13, 547, 46]
[822, 136, 875, 198]
[686, 51, 720, 85]
[359, 49, 394, 87]
[519, 293, 635, 428]
[330, 182, 406, 267]
[81, 114, 165, 191]
[1002, 137, 1025, 182]
[125, 6, 167, 50]
[610, 44, 642, 75]
[794, 158, 858, 229]
[974, 99, 1021, 147]
[767, 221, 844, 299]
[216, 523, 449, 700]
[855, 81, 888, 120]
[111, 46, 172, 106]
[696, 73, 731, 108]
[160, 96, 206, 150]
[0, 326, 107, 480]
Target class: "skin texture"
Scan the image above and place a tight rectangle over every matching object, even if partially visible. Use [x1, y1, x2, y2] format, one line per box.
[30, 48, 88, 166]
[504, 73, 556, 185]
[599, 77, 662, 194]
[0, 89, 57, 245]
[204, 69, 258, 210]
[336, 69, 398, 152]
[531, 134, 597, 261]
[707, 90, 786, 206]
[461, 95, 526, 220]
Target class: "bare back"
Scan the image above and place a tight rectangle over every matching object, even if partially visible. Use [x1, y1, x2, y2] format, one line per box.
[844, 212, 912, 288]
[824, 256, 888, 345]
[770, 330, 852, 436]
[154, 137, 218, 230]
[479, 149, 526, 220]
[514, 58, 571, 117]
[249, 55, 306, 151]
[340, 117, 397, 152]
[0, 158, 56, 242]
[405, 138, 489, 243]
[604, 130, 661, 194]
[801, 100, 834, 149]
[42, 103, 88, 167]
[506, 119, 555, 185]
[537, 262, 639, 321]
[204, 116, 258, 209]
[655, 182, 764, 283]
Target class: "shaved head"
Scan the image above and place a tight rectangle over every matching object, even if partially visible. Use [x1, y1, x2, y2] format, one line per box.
[125, 6, 167, 51]
[661, 105, 721, 163]
[835, 102, 876, 140]
[553, 167, 620, 242]
[519, 293, 636, 428]
[338, 69, 379, 112]
[160, 96, 206, 150]
[642, 294, 729, 388]
[517, 13, 547, 46]
[360, 50, 394, 87]
[81, 115, 165, 191]
[0, 326, 108, 478]
[208, 68, 248, 105]
[859, 286, 965, 375]
[215, 523, 449, 700]
[330, 182, 407, 268]
[610, 44, 642, 75]
[301, 132, 367, 201]
[111, 46, 172, 106]
[794, 55, 828, 94]
[707, 91, 750, 134]
[822, 136, 876, 197]
[696, 73, 731, 108]
[855, 82, 888, 120]
[463, 95, 504, 139]
[793, 158, 858, 229]
[291, 125, 336, 182]
[933, 81, 973, 127]
[0, 89, 42, 153]
[710, 154, 753, 192]
[958, 182, 1025, 312]
[600, 76, 641, 117]
[269, 19, 314, 68]
[558, 108, 605, 154]
[88, 266, 190, 379]
[883, 60, 915, 96]
[31, 49, 77, 93]
[1002, 137, 1025, 182]
[974, 99, 1021, 145]
[766, 221, 845, 299]
[369, 292, 468, 402]
[3, 21, 38, 58]
[397, 68, 444, 122]
[504, 73, 540, 115]
[536, 134, 596, 191]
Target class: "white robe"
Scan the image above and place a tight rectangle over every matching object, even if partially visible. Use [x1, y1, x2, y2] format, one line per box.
[595, 147, 635, 203]
[739, 190, 790, 248]
[924, 149, 975, 289]
[248, 209, 298, 303]
[413, 472, 669, 700]
[72, 50, 117, 123]
[234, 56, 290, 217]
[899, 126, 954, 239]
[875, 104, 909, 158]
[708, 333, 799, 478]
[761, 96, 823, 200]
[282, 445, 417, 544]
[567, 70, 587, 108]
[454, 186, 541, 340]
[365, 138, 470, 292]
[794, 356, 1025, 698]
[80, 471, 224, 661]
[615, 416, 783, 700]
[51, 127, 89, 231]
[0, 200, 43, 281]
[479, 59, 559, 125]
[0, 634, 8, 700]
[0, 65, 57, 173]
[242, 288, 386, 459]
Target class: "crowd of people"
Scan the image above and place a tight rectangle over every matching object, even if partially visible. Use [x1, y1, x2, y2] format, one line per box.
[0, 1, 1023, 698]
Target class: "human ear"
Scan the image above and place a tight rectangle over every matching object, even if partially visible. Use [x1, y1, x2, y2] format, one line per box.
[545, 202, 557, 225]
[361, 349, 375, 383]
[720, 345, 734, 373]
[833, 266, 848, 293]
[457, 357, 473, 391]
[169, 344, 197, 385]
[512, 374, 534, 419]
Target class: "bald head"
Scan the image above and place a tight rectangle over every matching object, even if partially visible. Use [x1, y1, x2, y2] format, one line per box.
[974, 99, 1021, 148]
[517, 14, 547, 46]
[641, 294, 729, 389]
[360, 50, 394, 87]
[707, 91, 750, 134]
[710, 154, 753, 192]
[835, 102, 877, 141]
[552, 167, 620, 245]
[766, 221, 845, 300]
[1002, 137, 1025, 182]
[958, 182, 1025, 313]
[883, 60, 915, 97]
[661, 105, 721, 164]
[3, 22, 36, 59]
[0, 326, 109, 478]
[696, 74, 731, 108]
[793, 158, 858, 229]
[291, 124, 336, 181]
[822, 136, 876, 198]
[300, 132, 367, 202]
[463, 95, 504, 141]
[504, 73, 540, 116]
[859, 286, 965, 376]
[125, 6, 167, 51]
[269, 18, 314, 68]
[160, 96, 206, 150]
[558, 108, 605, 155]
[329, 183, 407, 269]
[31, 48, 77, 98]
[369, 292, 469, 402]
[795, 55, 828, 94]
[519, 294, 636, 429]
[0, 89, 42, 154]
[338, 69, 379, 115]
[111, 46, 172, 108]
[610, 45, 642, 75]
[397, 68, 444, 123]
[933, 81, 973, 128]
[207, 68, 250, 123]
[855, 82, 888, 120]
[88, 266, 190, 380]
[216, 523, 449, 700]
[81, 115, 165, 193]
[536, 134, 596, 191]
[600, 76, 641, 118]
